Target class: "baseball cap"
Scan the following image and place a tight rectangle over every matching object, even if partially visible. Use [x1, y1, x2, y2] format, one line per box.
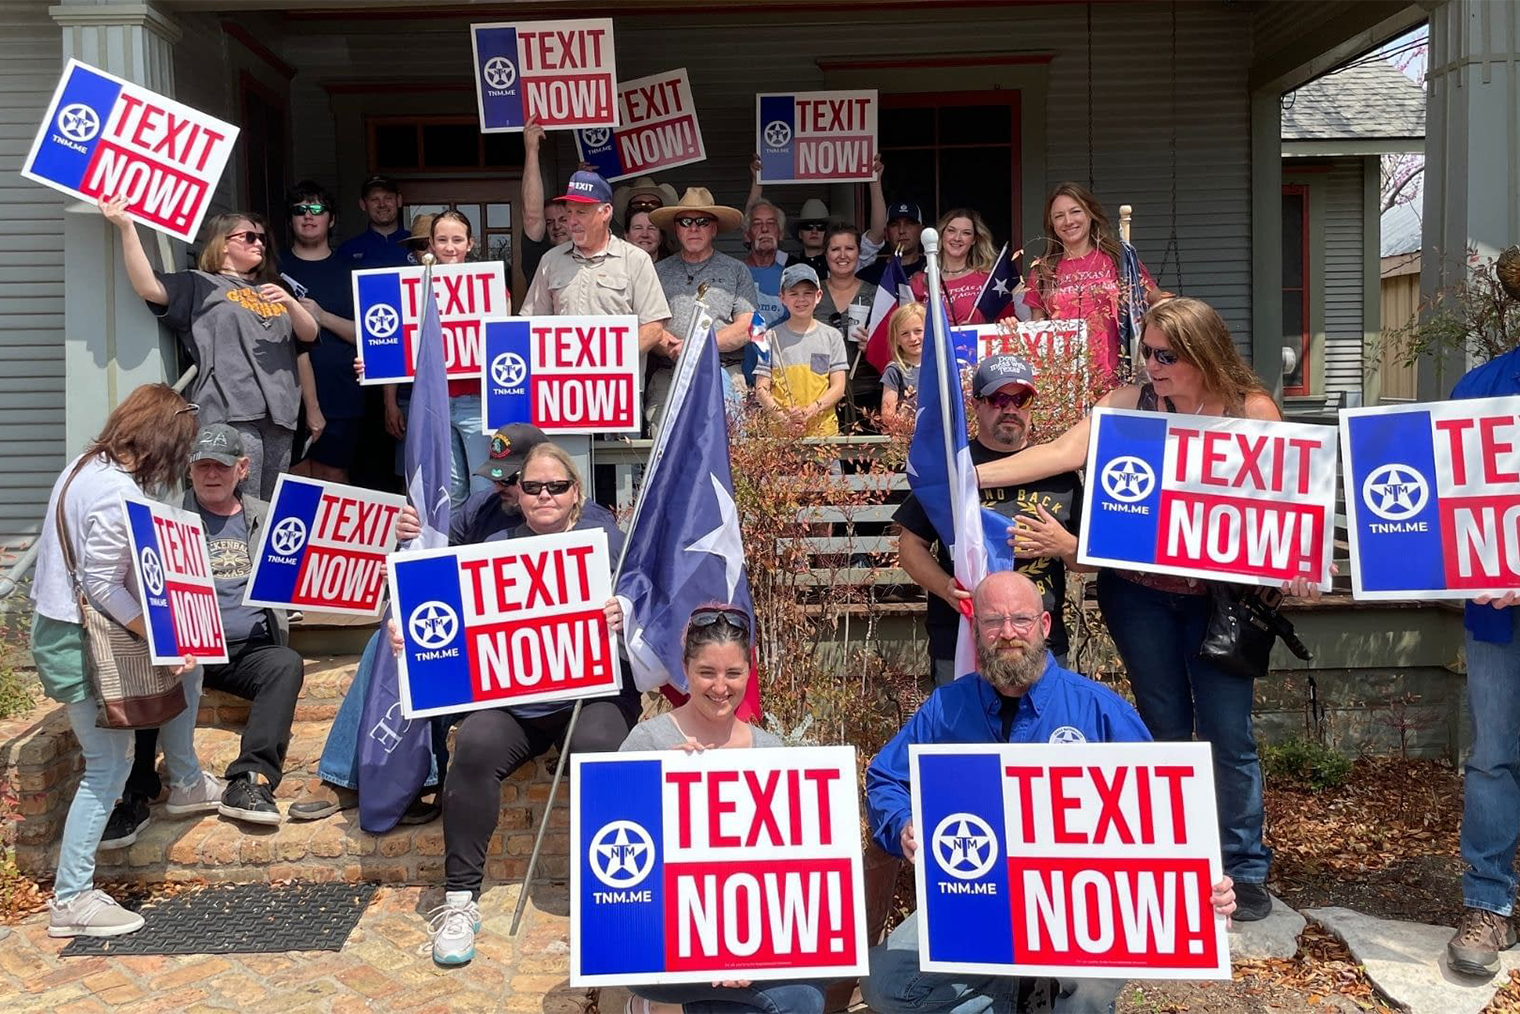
[360, 174, 399, 196]
[973, 355, 1037, 398]
[887, 202, 923, 224]
[779, 263, 820, 290]
[190, 423, 245, 466]
[473, 424, 548, 483]
[555, 171, 613, 205]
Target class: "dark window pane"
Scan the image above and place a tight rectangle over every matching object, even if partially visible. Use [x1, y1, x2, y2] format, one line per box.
[1282, 290, 1306, 388]
[880, 107, 934, 148]
[939, 103, 1012, 145]
[375, 124, 419, 169]
[422, 123, 479, 168]
[483, 132, 526, 167]
[1282, 192, 1305, 289]
[882, 148, 936, 220]
[940, 146, 1012, 247]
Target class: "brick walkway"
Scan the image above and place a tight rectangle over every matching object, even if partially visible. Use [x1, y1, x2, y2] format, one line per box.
[0, 882, 639, 1014]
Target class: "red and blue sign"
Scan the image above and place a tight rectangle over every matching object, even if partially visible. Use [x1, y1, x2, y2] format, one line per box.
[471, 19, 618, 133]
[243, 476, 408, 617]
[354, 262, 508, 385]
[1341, 396, 1520, 599]
[121, 496, 227, 666]
[574, 68, 706, 183]
[910, 743, 1229, 980]
[1078, 408, 1339, 589]
[756, 90, 877, 185]
[570, 747, 869, 987]
[482, 315, 641, 434]
[21, 60, 238, 242]
[387, 528, 620, 719]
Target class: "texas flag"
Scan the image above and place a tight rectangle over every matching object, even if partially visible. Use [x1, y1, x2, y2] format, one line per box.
[971, 243, 1021, 324]
[863, 253, 914, 373]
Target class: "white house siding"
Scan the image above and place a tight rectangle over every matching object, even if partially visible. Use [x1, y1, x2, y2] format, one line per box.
[1321, 158, 1365, 396]
[0, 3, 66, 553]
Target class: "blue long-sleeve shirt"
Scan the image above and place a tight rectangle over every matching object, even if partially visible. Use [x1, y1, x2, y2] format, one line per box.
[1450, 348, 1520, 644]
[865, 653, 1153, 857]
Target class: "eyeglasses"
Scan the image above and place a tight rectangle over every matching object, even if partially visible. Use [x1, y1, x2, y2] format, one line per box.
[629, 199, 662, 213]
[519, 479, 574, 496]
[981, 389, 1035, 410]
[977, 613, 1042, 634]
[175, 402, 200, 416]
[228, 231, 267, 246]
[688, 606, 751, 635]
[799, 221, 827, 232]
[290, 203, 328, 217]
[1140, 343, 1180, 366]
[675, 216, 716, 229]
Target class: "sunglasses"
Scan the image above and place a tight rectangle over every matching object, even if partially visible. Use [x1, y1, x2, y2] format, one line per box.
[688, 606, 751, 635]
[1140, 343, 1180, 366]
[981, 388, 1035, 410]
[675, 216, 716, 229]
[491, 472, 520, 489]
[520, 479, 574, 496]
[799, 221, 828, 232]
[290, 203, 328, 217]
[228, 230, 267, 246]
[175, 402, 200, 416]
[629, 199, 662, 213]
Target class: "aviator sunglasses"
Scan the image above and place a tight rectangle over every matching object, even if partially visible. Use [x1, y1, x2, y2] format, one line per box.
[687, 606, 751, 635]
[1140, 343, 1180, 366]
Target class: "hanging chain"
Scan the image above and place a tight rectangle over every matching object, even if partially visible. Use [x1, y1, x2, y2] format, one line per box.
[1086, 2, 1095, 191]
[1157, 0, 1184, 292]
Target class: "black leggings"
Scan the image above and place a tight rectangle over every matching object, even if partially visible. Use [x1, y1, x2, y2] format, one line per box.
[442, 686, 641, 895]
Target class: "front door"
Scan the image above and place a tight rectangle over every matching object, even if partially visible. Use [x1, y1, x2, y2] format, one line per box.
[396, 178, 526, 302]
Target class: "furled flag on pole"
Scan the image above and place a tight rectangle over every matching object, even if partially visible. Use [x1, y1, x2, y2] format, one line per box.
[616, 328, 761, 720]
[357, 263, 450, 833]
[863, 252, 914, 373]
[971, 242, 1020, 324]
[906, 259, 1016, 680]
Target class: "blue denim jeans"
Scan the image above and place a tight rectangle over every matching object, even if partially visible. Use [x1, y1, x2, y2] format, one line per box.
[633, 980, 826, 1014]
[394, 391, 494, 506]
[1462, 610, 1520, 915]
[1096, 570, 1270, 884]
[56, 669, 205, 900]
[317, 629, 439, 790]
[859, 909, 1124, 1013]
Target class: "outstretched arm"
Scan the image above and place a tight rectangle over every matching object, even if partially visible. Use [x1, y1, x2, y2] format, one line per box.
[100, 196, 169, 305]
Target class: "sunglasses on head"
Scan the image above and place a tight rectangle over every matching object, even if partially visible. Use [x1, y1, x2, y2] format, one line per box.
[228, 230, 267, 246]
[290, 203, 328, 217]
[520, 479, 574, 496]
[687, 606, 751, 635]
[675, 216, 716, 229]
[175, 402, 200, 416]
[1140, 343, 1180, 366]
[982, 388, 1035, 410]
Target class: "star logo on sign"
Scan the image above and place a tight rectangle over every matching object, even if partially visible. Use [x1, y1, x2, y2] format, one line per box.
[365, 304, 400, 338]
[1049, 725, 1087, 744]
[763, 120, 792, 148]
[482, 56, 517, 90]
[57, 103, 100, 143]
[685, 474, 745, 600]
[931, 812, 998, 880]
[139, 547, 164, 596]
[490, 352, 528, 389]
[1100, 456, 1155, 503]
[588, 820, 655, 888]
[580, 128, 611, 149]
[407, 601, 458, 650]
[1362, 463, 1429, 522]
[269, 517, 307, 556]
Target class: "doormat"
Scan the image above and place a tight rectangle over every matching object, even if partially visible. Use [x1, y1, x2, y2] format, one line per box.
[62, 881, 377, 956]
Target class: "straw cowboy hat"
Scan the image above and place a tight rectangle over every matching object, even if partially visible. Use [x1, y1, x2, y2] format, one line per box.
[401, 213, 435, 249]
[648, 187, 744, 232]
[612, 176, 679, 224]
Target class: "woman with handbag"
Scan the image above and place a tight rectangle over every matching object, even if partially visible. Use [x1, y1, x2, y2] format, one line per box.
[30, 384, 220, 937]
[974, 297, 1324, 923]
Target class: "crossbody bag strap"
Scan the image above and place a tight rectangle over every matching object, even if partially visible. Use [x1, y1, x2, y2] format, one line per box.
[54, 454, 101, 598]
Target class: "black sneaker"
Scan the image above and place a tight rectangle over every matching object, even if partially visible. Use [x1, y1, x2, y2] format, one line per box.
[399, 796, 442, 825]
[1233, 882, 1273, 922]
[99, 795, 150, 850]
[218, 773, 281, 826]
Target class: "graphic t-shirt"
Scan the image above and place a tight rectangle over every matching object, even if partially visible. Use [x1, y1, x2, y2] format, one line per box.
[747, 259, 786, 325]
[893, 440, 1083, 660]
[910, 269, 992, 326]
[753, 320, 848, 437]
[202, 508, 268, 643]
[1021, 248, 1155, 378]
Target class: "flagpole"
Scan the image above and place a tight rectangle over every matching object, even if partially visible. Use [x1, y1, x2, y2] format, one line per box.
[509, 299, 712, 937]
[923, 228, 970, 549]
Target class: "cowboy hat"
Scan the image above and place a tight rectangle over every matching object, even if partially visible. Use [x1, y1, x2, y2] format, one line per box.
[400, 213, 435, 249]
[648, 187, 744, 232]
[612, 177, 679, 223]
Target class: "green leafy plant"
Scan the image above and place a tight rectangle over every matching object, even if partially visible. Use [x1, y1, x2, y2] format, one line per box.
[1378, 245, 1520, 365]
[1262, 735, 1353, 791]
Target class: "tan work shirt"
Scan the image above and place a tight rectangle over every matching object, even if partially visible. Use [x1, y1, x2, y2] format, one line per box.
[520, 234, 672, 324]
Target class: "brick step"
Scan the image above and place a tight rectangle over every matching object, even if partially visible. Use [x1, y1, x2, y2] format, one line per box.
[197, 654, 360, 727]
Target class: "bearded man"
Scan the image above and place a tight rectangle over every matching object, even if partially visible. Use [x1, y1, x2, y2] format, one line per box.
[862, 571, 1238, 1013]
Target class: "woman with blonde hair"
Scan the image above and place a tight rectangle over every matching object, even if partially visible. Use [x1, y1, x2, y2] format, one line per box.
[909, 208, 1004, 325]
[103, 197, 318, 499]
[975, 297, 1312, 924]
[1023, 182, 1169, 379]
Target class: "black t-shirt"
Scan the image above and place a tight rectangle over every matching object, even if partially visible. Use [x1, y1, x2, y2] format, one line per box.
[893, 440, 1083, 660]
[281, 251, 360, 419]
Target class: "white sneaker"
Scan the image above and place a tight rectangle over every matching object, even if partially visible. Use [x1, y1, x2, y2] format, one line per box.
[47, 889, 145, 938]
[428, 890, 480, 965]
[165, 771, 225, 816]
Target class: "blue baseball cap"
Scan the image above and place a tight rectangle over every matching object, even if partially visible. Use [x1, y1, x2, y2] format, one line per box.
[779, 263, 820, 290]
[556, 171, 613, 205]
[887, 202, 923, 224]
[973, 355, 1037, 397]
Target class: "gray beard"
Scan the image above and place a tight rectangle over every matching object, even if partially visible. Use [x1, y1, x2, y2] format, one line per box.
[978, 635, 1047, 693]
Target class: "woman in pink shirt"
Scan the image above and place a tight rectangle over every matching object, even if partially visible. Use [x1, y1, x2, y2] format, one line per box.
[909, 208, 1007, 326]
[1022, 183, 1170, 379]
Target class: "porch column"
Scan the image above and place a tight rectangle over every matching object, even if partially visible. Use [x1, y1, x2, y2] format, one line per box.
[49, 0, 184, 452]
[1419, 0, 1520, 397]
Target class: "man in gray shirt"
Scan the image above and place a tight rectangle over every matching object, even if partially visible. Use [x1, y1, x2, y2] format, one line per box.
[649, 188, 760, 423]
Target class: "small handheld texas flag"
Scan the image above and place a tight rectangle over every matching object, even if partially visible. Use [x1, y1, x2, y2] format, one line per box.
[863, 253, 913, 373]
[972, 243, 1021, 324]
[748, 310, 770, 361]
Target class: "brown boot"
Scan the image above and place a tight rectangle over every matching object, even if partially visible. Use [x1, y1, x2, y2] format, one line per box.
[287, 782, 358, 822]
[1447, 906, 1517, 977]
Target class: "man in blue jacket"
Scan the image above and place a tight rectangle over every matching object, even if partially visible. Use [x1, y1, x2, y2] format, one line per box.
[863, 571, 1237, 1012]
[1445, 347, 1520, 977]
